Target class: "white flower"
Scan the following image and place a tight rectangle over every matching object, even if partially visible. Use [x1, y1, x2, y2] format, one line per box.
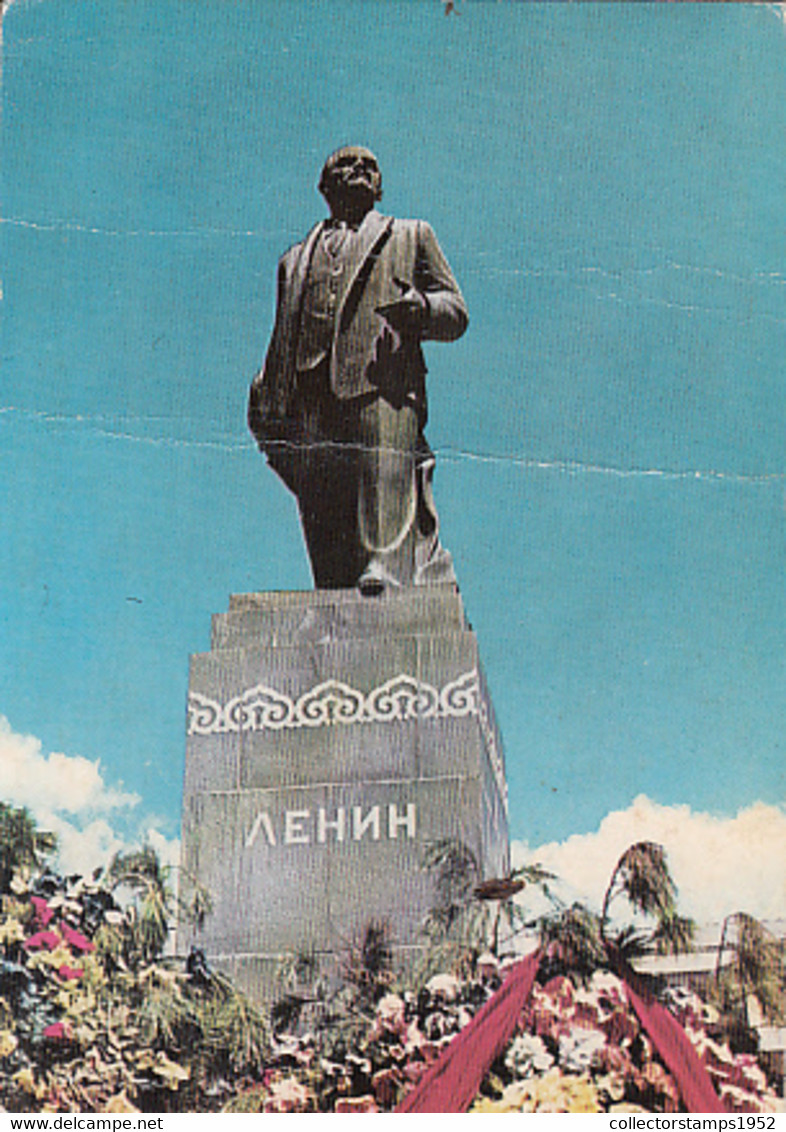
[505, 1034, 555, 1078]
[375, 992, 406, 1030]
[426, 972, 460, 1002]
[663, 985, 704, 1018]
[476, 952, 499, 977]
[558, 1027, 606, 1073]
[265, 1075, 310, 1112]
[590, 970, 626, 1001]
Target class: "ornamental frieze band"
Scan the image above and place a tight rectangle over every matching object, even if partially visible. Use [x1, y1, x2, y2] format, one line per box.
[187, 669, 480, 736]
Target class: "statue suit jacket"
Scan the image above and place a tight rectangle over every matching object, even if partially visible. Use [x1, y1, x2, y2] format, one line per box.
[248, 208, 468, 457]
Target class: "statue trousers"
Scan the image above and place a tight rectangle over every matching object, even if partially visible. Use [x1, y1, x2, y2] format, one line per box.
[285, 360, 454, 590]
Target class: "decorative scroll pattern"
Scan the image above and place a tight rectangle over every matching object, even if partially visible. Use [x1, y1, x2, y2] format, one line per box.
[187, 670, 480, 735]
[187, 668, 508, 813]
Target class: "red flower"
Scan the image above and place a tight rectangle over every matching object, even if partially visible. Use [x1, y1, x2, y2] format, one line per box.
[573, 1000, 601, 1028]
[719, 1084, 766, 1114]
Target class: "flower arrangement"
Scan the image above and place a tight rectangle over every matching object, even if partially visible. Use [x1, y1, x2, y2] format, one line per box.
[0, 811, 782, 1115]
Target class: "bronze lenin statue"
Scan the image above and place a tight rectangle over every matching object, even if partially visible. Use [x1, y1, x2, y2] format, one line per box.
[248, 146, 468, 595]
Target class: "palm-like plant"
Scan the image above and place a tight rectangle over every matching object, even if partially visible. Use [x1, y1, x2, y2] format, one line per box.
[600, 841, 694, 958]
[538, 903, 607, 985]
[182, 881, 213, 936]
[475, 863, 557, 955]
[650, 908, 696, 957]
[535, 841, 693, 986]
[135, 965, 196, 1049]
[340, 919, 394, 1008]
[107, 845, 172, 965]
[715, 912, 786, 1026]
[272, 948, 324, 1033]
[419, 839, 483, 969]
[422, 839, 483, 937]
[195, 970, 270, 1076]
[421, 840, 557, 974]
[0, 803, 57, 893]
[601, 842, 672, 933]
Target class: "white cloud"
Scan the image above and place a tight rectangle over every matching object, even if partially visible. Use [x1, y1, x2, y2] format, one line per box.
[0, 716, 139, 815]
[513, 795, 786, 924]
[41, 813, 127, 878]
[145, 826, 182, 872]
[40, 813, 181, 879]
[0, 715, 178, 878]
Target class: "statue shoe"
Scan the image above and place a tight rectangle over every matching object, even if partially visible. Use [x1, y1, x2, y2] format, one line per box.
[357, 568, 386, 598]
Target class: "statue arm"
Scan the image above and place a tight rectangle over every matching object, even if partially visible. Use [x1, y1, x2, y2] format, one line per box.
[414, 220, 469, 342]
[248, 257, 291, 447]
[247, 256, 303, 494]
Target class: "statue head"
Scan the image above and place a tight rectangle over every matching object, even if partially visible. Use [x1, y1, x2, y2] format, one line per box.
[318, 145, 382, 221]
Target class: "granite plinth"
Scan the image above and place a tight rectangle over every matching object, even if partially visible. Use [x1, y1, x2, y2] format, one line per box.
[179, 585, 509, 1001]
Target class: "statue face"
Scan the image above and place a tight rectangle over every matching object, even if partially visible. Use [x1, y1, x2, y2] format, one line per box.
[319, 146, 382, 216]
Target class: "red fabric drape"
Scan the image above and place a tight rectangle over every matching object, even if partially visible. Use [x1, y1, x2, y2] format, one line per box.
[394, 949, 726, 1114]
[623, 975, 726, 1113]
[394, 950, 541, 1114]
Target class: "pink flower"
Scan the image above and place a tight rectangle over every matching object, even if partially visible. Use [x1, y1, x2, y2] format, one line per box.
[24, 930, 60, 951]
[30, 897, 54, 927]
[602, 1006, 640, 1047]
[641, 1063, 680, 1113]
[573, 999, 601, 1028]
[525, 979, 578, 1041]
[527, 997, 573, 1043]
[43, 1022, 71, 1041]
[541, 976, 575, 1011]
[57, 965, 84, 981]
[403, 1060, 429, 1084]
[692, 1031, 735, 1077]
[419, 1039, 443, 1063]
[729, 1054, 768, 1095]
[599, 1043, 642, 1089]
[59, 922, 94, 952]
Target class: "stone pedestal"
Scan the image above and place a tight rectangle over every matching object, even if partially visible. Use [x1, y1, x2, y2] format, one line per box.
[178, 584, 509, 1001]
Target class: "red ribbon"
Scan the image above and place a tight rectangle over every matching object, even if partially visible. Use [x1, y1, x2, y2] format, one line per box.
[394, 948, 727, 1113]
[623, 974, 726, 1113]
[394, 950, 541, 1113]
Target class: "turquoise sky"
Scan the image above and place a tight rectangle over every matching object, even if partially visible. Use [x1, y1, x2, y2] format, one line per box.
[2, 0, 784, 852]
